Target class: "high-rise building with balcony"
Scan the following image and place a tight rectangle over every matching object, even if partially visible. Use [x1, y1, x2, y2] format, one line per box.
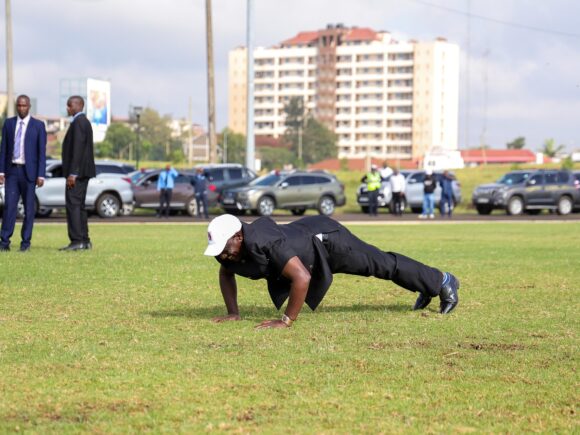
[228, 24, 459, 161]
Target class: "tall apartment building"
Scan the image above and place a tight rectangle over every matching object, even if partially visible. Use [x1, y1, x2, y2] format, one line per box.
[228, 24, 459, 161]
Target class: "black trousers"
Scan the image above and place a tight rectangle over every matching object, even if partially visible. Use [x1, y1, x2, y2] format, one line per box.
[392, 192, 405, 215]
[65, 177, 90, 244]
[368, 190, 379, 216]
[325, 225, 443, 296]
[159, 189, 173, 217]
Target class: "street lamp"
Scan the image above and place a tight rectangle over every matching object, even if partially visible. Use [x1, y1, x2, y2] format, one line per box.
[132, 106, 143, 169]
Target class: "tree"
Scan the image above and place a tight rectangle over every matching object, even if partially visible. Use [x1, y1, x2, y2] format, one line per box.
[95, 140, 114, 158]
[540, 138, 565, 158]
[283, 97, 337, 165]
[258, 146, 296, 171]
[218, 128, 246, 164]
[104, 123, 136, 159]
[301, 118, 337, 164]
[506, 136, 525, 150]
[140, 108, 173, 161]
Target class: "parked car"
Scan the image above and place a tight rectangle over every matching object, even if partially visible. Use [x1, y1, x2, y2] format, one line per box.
[356, 170, 413, 213]
[356, 170, 461, 213]
[574, 171, 580, 211]
[2, 160, 135, 218]
[220, 170, 346, 216]
[193, 163, 257, 207]
[132, 170, 197, 215]
[472, 169, 580, 215]
[35, 160, 135, 218]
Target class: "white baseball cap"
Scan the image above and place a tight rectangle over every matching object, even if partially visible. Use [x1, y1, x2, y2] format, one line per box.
[204, 214, 242, 256]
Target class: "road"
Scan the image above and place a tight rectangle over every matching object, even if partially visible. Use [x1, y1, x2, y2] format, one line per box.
[30, 212, 580, 224]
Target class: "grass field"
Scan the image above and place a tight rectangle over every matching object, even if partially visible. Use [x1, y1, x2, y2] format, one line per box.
[0, 222, 578, 433]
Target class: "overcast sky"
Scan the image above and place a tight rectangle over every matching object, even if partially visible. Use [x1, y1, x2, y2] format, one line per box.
[2, 0, 579, 150]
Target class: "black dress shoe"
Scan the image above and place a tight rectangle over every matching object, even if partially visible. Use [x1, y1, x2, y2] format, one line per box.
[19, 246, 30, 252]
[413, 293, 432, 310]
[83, 241, 93, 250]
[59, 243, 85, 251]
[439, 273, 460, 314]
[0, 245, 10, 252]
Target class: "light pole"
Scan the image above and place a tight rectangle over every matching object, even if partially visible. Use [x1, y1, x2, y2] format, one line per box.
[132, 106, 143, 169]
[5, 0, 15, 117]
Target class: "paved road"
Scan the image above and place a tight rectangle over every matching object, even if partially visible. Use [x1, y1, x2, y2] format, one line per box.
[32, 212, 580, 224]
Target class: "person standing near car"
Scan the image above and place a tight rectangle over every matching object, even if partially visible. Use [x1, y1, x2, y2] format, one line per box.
[420, 170, 436, 219]
[361, 164, 382, 216]
[157, 164, 178, 218]
[0, 95, 47, 252]
[60, 96, 96, 251]
[390, 168, 406, 216]
[192, 167, 209, 219]
[380, 161, 393, 180]
[440, 170, 455, 218]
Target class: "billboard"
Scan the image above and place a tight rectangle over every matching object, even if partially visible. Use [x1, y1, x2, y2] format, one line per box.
[86, 78, 111, 142]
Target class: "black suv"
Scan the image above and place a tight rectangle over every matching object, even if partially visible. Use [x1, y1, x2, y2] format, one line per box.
[193, 164, 257, 207]
[472, 170, 580, 215]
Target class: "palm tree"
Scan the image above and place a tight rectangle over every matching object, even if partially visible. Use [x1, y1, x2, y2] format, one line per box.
[540, 138, 565, 158]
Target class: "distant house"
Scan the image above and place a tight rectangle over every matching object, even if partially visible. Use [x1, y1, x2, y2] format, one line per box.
[460, 149, 538, 166]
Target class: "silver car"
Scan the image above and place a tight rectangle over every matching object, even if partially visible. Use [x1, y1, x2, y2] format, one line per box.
[35, 161, 134, 218]
[356, 170, 461, 213]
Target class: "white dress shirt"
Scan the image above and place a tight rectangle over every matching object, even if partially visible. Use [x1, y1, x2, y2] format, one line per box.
[390, 173, 406, 193]
[12, 114, 31, 165]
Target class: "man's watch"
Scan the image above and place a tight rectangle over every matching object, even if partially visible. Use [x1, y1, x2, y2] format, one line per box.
[281, 314, 294, 327]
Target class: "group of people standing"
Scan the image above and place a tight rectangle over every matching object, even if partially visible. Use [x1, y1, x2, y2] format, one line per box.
[155, 165, 210, 219]
[419, 170, 455, 219]
[0, 94, 95, 251]
[362, 162, 456, 218]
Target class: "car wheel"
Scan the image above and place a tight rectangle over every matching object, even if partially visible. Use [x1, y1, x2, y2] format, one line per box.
[96, 193, 120, 218]
[257, 196, 275, 216]
[186, 196, 197, 217]
[318, 196, 335, 216]
[507, 196, 524, 216]
[476, 205, 492, 215]
[360, 206, 369, 214]
[557, 196, 573, 215]
[291, 208, 306, 216]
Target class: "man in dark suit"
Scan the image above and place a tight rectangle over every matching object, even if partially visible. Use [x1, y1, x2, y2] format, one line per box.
[204, 214, 460, 329]
[60, 96, 96, 251]
[0, 95, 47, 252]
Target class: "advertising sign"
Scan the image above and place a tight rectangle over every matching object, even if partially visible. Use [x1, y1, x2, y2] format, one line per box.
[86, 78, 111, 142]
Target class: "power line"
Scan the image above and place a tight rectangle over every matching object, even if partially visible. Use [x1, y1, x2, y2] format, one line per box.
[409, 0, 580, 38]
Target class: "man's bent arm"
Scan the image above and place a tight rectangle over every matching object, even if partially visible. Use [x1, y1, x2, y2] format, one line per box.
[218, 265, 239, 316]
[282, 256, 312, 321]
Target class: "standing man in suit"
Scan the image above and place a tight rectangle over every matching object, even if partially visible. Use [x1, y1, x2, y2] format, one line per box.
[0, 95, 47, 252]
[60, 96, 96, 251]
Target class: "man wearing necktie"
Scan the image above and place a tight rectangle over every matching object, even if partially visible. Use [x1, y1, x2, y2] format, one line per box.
[0, 95, 47, 252]
[60, 96, 96, 251]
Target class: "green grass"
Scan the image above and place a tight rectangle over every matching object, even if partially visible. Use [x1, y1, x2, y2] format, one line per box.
[0, 222, 578, 433]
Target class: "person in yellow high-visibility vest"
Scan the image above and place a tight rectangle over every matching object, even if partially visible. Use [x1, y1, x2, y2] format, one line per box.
[361, 164, 383, 216]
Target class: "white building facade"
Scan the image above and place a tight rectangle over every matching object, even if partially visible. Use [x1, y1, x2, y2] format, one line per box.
[228, 25, 459, 161]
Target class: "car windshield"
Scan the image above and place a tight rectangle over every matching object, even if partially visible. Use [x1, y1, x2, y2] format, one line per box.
[497, 172, 531, 185]
[249, 173, 282, 186]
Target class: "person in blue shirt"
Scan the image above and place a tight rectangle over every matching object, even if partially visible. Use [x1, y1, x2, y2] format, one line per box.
[157, 165, 178, 218]
[439, 170, 455, 217]
[191, 167, 209, 219]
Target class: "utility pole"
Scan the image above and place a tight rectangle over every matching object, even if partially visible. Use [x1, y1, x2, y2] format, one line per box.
[205, 0, 217, 163]
[245, 0, 255, 171]
[5, 0, 15, 117]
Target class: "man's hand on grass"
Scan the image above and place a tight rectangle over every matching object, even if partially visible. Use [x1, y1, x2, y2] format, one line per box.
[255, 319, 288, 330]
[211, 314, 241, 323]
